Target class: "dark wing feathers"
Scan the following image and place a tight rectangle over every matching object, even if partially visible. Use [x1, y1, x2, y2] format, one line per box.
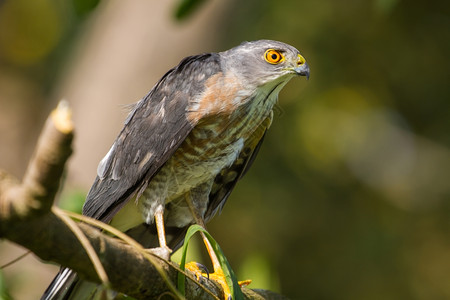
[82, 53, 222, 221]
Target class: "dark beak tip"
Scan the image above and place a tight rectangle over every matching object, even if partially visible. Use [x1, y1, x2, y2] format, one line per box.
[295, 62, 310, 80]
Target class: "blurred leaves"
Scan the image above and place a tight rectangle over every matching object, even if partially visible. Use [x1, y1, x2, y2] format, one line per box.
[293, 86, 447, 208]
[58, 189, 86, 214]
[0, 271, 12, 300]
[238, 253, 280, 292]
[174, 0, 207, 20]
[73, 0, 100, 18]
[374, 0, 399, 14]
[0, 0, 65, 66]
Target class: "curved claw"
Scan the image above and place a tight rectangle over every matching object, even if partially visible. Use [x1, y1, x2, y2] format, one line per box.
[185, 261, 210, 280]
[194, 262, 210, 279]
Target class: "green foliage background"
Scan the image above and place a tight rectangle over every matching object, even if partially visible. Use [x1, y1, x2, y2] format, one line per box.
[1, 0, 449, 299]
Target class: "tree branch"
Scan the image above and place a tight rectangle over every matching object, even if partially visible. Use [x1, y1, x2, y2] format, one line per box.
[0, 102, 288, 300]
[0, 101, 73, 221]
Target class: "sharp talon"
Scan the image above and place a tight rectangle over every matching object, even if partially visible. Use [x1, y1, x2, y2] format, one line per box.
[185, 261, 210, 281]
[194, 262, 210, 279]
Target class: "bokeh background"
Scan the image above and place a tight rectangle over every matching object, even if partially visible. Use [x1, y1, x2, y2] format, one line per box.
[1, 0, 449, 299]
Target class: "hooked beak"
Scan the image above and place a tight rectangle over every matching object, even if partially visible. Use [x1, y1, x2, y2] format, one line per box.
[294, 61, 310, 80]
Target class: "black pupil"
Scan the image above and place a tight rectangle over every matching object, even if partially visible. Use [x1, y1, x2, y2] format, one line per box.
[271, 53, 278, 60]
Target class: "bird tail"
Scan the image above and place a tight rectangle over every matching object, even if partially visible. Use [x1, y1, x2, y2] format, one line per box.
[41, 268, 105, 300]
[41, 268, 78, 300]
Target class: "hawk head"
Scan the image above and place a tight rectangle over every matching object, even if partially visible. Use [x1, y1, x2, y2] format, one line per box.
[220, 39, 310, 87]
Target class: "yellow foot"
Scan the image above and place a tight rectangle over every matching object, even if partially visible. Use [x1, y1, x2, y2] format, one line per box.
[185, 262, 209, 281]
[237, 279, 252, 288]
[185, 262, 251, 300]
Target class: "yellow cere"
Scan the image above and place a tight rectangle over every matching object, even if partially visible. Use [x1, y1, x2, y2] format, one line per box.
[297, 54, 306, 66]
[264, 49, 285, 64]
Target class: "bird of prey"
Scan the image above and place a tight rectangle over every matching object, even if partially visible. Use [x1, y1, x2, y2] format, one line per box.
[42, 39, 309, 299]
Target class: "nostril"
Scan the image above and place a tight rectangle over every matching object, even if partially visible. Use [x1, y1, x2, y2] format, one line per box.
[297, 54, 306, 66]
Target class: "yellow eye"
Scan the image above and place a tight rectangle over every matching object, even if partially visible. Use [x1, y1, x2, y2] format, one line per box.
[264, 49, 284, 64]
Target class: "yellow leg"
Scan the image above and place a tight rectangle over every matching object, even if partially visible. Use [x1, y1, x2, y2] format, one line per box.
[201, 232, 232, 299]
[183, 192, 250, 300]
[155, 207, 168, 248]
[184, 232, 251, 299]
[149, 205, 172, 260]
[201, 232, 221, 273]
